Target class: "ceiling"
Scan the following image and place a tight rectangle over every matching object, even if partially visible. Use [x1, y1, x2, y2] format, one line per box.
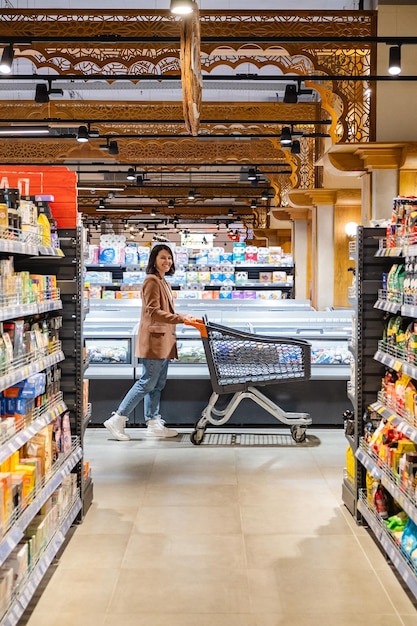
[0, 1, 376, 230]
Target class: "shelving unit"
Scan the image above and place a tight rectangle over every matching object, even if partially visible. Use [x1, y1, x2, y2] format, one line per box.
[345, 219, 417, 600]
[0, 231, 85, 624]
[84, 262, 295, 298]
[342, 226, 391, 517]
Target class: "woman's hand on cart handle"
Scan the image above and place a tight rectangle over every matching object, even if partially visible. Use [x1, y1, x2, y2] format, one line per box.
[183, 317, 207, 337]
[183, 315, 203, 324]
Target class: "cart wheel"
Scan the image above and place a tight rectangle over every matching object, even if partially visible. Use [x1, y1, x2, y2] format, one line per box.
[190, 430, 205, 445]
[290, 425, 307, 443]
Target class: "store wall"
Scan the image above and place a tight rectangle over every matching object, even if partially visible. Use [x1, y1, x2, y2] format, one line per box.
[377, 3, 417, 142]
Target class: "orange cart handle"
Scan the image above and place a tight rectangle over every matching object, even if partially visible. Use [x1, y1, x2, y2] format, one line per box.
[184, 318, 207, 337]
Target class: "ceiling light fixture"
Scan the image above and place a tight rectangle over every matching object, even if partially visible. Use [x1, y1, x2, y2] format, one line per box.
[388, 45, 402, 76]
[283, 84, 298, 104]
[0, 125, 50, 135]
[126, 167, 136, 181]
[280, 127, 292, 146]
[98, 198, 105, 209]
[0, 44, 14, 74]
[35, 84, 49, 103]
[291, 140, 301, 154]
[108, 140, 119, 155]
[136, 174, 144, 187]
[283, 80, 314, 103]
[170, 0, 194, 15]
[188, 189, 196, 200]
[261, 189, 269, 201]
[247, 168, 257, 181]
[150, 208, 156, 217]
[168, 199, 175, 209]
[251, 199, 257, 209]
[76, 125, 89, 143]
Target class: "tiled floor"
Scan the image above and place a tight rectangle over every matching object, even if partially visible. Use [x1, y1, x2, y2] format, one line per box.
[21, 427, 417, 625]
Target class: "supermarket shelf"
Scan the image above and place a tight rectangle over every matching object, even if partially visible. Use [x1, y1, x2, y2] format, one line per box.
[0, 350, 65, 394]
[356, 442, 417, 524]
[0, 495, 81, 626]
[358, 494, 417, 602]
[0, 396, 68, 465]
[0, 298, 62, 323]
[0, 443, 82, 566]
[369, 401, 417, 444]
[374, 299, 402, 314]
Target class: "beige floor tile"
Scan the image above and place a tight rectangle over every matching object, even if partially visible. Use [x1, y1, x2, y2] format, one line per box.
[247, 566, 398, 614]
[122, 532, 247, 569]
[91, 481, 148, 508]
[32, 567, 119, 614]
[148, 448, 238, 485]
[376, 567, 417, 614]
[104, 614, 258, 626]
[25, 613, 106, 626]
[107, 567, 251, 613]
[75, 502, 138, 535]
[253, 613, 405, 626]
[238, 480, 338, 508]
[57, 532, 130, 569]
[241, 501, 352, 535]
[402, 616, 417, 625]
[132, 504, 242, 534]
[244, 533, 374, 570]
[143, 483, 239, 506]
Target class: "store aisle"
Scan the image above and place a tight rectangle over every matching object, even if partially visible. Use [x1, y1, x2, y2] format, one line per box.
[22, 428, 417, 626]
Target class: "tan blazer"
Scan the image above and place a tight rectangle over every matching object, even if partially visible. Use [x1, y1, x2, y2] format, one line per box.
[136, 273, 185, 360]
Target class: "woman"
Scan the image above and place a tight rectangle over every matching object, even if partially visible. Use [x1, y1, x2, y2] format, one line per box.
[104, 244, 194, 441]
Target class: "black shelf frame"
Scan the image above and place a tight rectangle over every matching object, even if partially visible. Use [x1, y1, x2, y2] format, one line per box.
[343, 226, 392, 518]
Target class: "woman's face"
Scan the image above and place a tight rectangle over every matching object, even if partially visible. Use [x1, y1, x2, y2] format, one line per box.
[154, 248, 173, 276]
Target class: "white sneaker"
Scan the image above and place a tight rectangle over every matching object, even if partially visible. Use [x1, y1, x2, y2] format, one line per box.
[104, 412, 130, 441]
[146, 417, 178, 438]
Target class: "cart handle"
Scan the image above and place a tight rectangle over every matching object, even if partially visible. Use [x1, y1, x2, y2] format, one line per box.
[184, 318, 207, 337]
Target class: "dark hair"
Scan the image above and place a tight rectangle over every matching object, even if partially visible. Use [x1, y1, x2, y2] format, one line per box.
[146, 244, 176, 276]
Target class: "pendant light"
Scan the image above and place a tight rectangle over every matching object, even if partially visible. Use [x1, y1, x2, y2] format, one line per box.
[170, 0, 194, 15]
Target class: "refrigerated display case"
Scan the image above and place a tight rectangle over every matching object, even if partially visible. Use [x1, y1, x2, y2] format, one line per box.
[84, 299, 353, 426]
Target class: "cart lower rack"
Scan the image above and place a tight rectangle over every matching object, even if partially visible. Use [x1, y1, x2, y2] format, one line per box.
[186, 317, 312, 445]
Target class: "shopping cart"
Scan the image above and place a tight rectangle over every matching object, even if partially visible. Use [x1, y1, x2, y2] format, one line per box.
[185, 316, 312, 445]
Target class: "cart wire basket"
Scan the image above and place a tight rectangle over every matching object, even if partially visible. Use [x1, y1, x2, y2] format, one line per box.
[185, 316, 312, 445]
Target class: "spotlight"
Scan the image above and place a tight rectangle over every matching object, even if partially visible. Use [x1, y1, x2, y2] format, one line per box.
[251, 199, 257, 209]
[108, 140, 119, 155]
[35, 84, 49, 103]
[150, 208, 156, 217]
[188, 189, 196, 200]
[261, 189, 269, 201]
[0, 44, 14, 74]
[227, 209, 234, 218]
[168, 199, 175, 209]
[283, 84, 298, 104]
[280, 127, 292, 146]
[170, 0, 194, 15]
[247, 168, 257, 181]
[136, 174, 144, 187]
[98, 198, 105, 209]
[388, 45, 401, 76]
[126, 167, 136, 181]
[76, 125, 89, 143]
[291, 140, 301, 155]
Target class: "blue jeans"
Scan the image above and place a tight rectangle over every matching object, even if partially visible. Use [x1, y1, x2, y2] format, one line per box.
[117, 358, 169, 422]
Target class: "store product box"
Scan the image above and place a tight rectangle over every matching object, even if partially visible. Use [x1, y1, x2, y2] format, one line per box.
[5, 542, 29, 586]
[259, 272, 272, 284]
[272, 271, 287, 283]
[219, 289, 232, 299]
[235, 271, 248, 285]
[257, 247, 270, 264]
[232, 243, 246, 263]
